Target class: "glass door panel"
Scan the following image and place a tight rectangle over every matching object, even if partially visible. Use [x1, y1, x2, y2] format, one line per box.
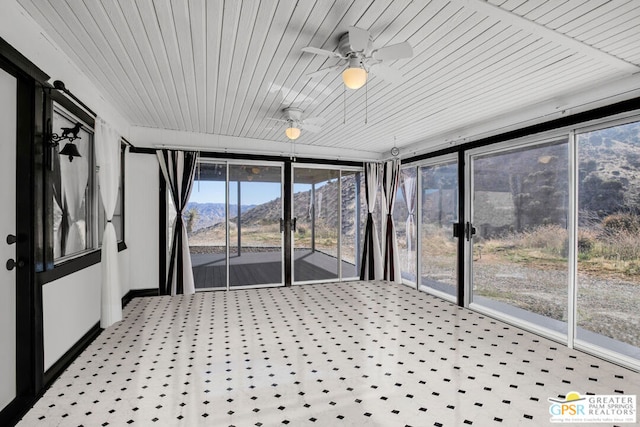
[341, 170, 363, 279]
[420, 160, 458, 297]
[469, 140, 569, 336]
[187, 162, 227, 290]
[293, 167, 340, 283]
[394, 167, 417, 285]
[228, 164, 283, 287]
[576, 121, 640, 361]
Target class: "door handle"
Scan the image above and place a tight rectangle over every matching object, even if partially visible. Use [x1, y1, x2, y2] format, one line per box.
[452, 223, 461, 238]
[465, 222, 476, 241]
[6, 234, 16, 245]
[6, 258, 24, 271]
[280, 218, 284, 233]
[292, 218, 297, 232]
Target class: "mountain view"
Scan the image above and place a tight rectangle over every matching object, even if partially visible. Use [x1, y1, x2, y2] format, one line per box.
[184, 202, 255, 233]
[187, 175, 365, 252]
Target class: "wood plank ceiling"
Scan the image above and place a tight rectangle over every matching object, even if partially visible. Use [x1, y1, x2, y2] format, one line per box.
[16, 0, 640, 159]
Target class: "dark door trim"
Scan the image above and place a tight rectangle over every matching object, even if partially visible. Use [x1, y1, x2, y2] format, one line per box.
[0, 37, 47, 427]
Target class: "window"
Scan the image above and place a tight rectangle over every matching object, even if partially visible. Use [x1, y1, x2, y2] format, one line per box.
[51, 105, 96, 261]
[51, 103, 126, 264]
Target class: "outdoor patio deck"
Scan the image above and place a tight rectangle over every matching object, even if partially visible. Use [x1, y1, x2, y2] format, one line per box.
[190, 248, 358, 288]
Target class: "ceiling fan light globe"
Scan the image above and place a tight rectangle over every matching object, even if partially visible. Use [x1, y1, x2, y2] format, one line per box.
[342, 67, 367, 89]
[285, 126, 301, 140]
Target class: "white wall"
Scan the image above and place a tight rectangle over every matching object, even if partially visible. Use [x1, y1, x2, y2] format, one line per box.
[0, 0, 141, 372]
[126, 152, 160, 290]
[42, 264, 101, 371]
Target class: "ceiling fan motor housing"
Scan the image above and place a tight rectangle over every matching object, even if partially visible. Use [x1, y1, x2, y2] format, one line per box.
[338, 32, 371, 58]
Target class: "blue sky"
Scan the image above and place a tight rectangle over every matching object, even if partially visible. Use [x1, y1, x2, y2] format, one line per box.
[189, 178, 332, 205]
[189, 181, 282, 205]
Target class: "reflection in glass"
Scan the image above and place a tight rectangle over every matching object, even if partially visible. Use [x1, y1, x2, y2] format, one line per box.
[341, 170, 363, 279]
[394, 167, 417, 284]
[420, 161, 458, 296]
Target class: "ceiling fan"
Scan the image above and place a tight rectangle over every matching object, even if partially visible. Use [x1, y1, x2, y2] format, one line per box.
[302, 27, 413, 89]
[269, 107, 325, 140]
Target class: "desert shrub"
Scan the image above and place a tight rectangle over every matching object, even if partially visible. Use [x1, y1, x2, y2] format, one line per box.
[603, 231, 640, 261]
[518, 224, 568, 256]
[577, 229, 597, 255]
[602, 213, 640, 234]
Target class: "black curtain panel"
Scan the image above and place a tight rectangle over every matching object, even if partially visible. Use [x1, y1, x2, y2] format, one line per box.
[382, 159, 401, 282]
[360, 162, 382, 280]
[157, 150, 198, 295]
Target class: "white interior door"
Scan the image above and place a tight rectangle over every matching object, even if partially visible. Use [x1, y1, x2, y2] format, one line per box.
[0, 68, 17, 410]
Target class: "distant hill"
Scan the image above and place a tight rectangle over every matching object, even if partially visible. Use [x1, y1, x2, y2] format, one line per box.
[188, 175, 364, 242]
[185, 202, 255, 232]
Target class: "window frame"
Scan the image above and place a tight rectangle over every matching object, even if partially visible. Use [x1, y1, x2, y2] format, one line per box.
[38, 89, 127, 285]
[51, 103, 97, 264]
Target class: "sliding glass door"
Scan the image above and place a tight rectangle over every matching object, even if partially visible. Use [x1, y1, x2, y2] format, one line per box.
[187, 162, 227, 290]
[420, 158, 459, 299]
[229, 164, 283, 288]
[575, 120, 640, 363]
[292, 166, 362, 284]
[467, 139, 570, 338]
[186, 161, 284, 290]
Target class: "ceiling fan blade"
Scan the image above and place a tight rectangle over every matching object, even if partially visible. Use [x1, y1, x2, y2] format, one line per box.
[266, 117, 288, 122]
[302, 116, 326, 126]
[373, 41, 413, 61]
[348, 26, 370, 52]
[307, 64, 342, 79]
[301, 46, 343, 59]
[370, 63, 403, 84]
[300, 123, 322, 133]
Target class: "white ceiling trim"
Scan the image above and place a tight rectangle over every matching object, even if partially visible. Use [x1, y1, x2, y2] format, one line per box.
[130, 126, 381, 162]
[459, 0, 640, 73]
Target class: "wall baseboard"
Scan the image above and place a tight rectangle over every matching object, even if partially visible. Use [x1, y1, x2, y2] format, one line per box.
[122, 288, 159, 307]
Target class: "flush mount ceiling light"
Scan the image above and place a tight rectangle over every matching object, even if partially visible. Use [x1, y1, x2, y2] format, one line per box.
[269, 107, 325, 140]
[285, 125, 301, 140]
[342, 57, 368, 89]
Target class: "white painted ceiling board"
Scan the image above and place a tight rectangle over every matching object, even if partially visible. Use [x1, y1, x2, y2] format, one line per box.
[14, 0, 640, 159]
[19, 0, 144, 124]
[80, 1, 167, 127]
[100, 1, 177, 129]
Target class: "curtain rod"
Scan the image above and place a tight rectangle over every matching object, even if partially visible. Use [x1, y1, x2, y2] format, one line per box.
[52, 80, 134, 148]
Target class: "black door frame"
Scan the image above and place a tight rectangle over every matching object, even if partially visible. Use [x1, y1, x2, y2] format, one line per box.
[0, 38, 47, 426]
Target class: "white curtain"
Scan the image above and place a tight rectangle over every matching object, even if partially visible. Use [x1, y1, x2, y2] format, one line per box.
[382, 159, 401, 282]
[400, 170, 417, 270]
[157, 150, 198, 296]
[360, 162, 383, 280]
[60, 134, 89, 255]
[94, 117, 122, 328]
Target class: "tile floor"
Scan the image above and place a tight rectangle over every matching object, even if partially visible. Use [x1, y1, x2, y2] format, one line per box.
[18, 281, 639, 426]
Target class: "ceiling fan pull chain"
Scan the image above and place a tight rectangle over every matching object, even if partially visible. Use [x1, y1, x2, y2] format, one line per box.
[343, 86, 346, 125]
[365, 78, 368, 125]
